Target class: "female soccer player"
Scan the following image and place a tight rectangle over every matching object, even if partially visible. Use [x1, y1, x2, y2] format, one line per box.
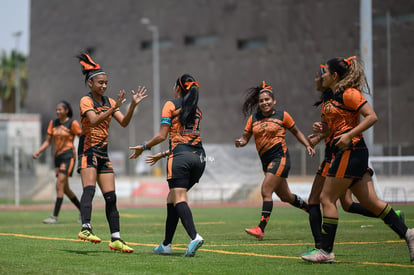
[76, 52, 147, 253]
[235, 81, 315, 240]
[302, 56, 414, 263]
[33, 101, 81, 224]
[129, 74, 205, 257]
[303, 66, 404, 256]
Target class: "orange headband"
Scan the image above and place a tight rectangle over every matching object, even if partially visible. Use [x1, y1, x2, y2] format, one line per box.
[79, 53, 101, 70]
[259, 80, 273, 93]
[344, 56, 356, 66]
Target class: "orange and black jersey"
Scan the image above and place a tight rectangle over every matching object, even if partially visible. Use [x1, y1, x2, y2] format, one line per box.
[47, 118, 81, 156]
[321, 88, 367, 147]
[244, 110, 295, 157]
[320, 89, 335, 144]
[78, 93, 118, 156]
[161, 98, 202, 152]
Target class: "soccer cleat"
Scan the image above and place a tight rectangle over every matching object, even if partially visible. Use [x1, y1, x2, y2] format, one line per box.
[184, 233, 204, 257]
[301, 247, 319, 256]
[396, 210, 405, 224]
[301, 249, 335, 263]
[78, 228, 101, 243]
[405, 228, 414, 262]
[109, 239, 134, 253]
[153, 243, 172, 255]
[42, 215, 58, 224]
[245, 226, 264, 240]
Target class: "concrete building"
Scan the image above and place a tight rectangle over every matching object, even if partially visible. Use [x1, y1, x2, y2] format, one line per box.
[26, 0, 414, 156]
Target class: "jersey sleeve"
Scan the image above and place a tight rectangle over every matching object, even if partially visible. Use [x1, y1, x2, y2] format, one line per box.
[80, 96, 94, 116]
[243, 115, 253, 133]
[343, 88, 367, 111]
[283, 111, 295, 129]
[46, 120, 54, 136]
[71, 120, 82, 135]
[161, 101, 175, 125]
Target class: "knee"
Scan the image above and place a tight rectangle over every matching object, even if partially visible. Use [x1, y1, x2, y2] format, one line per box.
[103, 191, 117, 204]
[319, 193, 330, 206]
[83, 186, 96, 198]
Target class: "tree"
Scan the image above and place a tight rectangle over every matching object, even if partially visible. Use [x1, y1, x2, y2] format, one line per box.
[0, 50, 27, 113]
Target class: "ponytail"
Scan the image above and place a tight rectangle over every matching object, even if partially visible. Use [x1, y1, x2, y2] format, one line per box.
[76, 52, 106, 83]
[176, 74, 199, 127]
[326, 56, 370, 94]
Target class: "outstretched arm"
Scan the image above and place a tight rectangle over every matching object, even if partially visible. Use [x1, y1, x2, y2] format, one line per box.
[146, 150, 170, 166]
[129, 124, 170, 159]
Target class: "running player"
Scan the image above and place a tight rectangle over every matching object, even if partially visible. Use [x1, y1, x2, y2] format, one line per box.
[129, 73, 205, 257]
[76, 52, 147, 253]
[302, 56, 414, 263]
[33, 101, 81, 224]
[303, 65, 404, 256]
[235, 81, 315, 240]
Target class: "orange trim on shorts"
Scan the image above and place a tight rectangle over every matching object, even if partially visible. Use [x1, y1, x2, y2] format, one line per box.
[275, 155, 286, 177]
[81, 155, 88, 169]
[321, 162, 330, 177]
[336, 150, 351, 178]
[67, 157, 75, 176]
[167, 152, 173, 180]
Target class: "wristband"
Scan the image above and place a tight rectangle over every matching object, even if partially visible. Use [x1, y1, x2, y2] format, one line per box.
[141, 143, 151, 150]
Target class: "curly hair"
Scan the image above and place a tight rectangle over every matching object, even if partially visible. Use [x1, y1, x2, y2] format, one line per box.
[326, 56, 370, 94]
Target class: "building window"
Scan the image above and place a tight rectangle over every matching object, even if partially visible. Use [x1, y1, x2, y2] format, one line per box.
[237, 38, 267, 50]
[141, 40, 173, 50]
[184, 35, 218, 46]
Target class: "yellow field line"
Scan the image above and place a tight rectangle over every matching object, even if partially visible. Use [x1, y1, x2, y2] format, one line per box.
[1, 232, 413, 268]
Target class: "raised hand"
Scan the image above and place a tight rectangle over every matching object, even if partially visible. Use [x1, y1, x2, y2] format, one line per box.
[131, 86, 148, 105]
[115, 90, 127, 109]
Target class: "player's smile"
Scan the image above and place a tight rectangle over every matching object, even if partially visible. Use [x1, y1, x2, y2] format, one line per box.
[258, 92, 276, 116]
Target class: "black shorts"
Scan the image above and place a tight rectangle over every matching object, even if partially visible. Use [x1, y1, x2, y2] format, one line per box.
[327, 139, 368, 180]
[167, 146, 206, 190]
[55, 149, 75, 177]
[316, 145, 333, 177]
[260, 145, 290, 178]
[77, 153, 114, 174]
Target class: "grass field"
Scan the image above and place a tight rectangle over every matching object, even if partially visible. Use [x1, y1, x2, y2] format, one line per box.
[0, 203, 413, 274]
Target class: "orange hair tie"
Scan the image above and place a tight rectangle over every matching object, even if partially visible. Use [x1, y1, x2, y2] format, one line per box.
[79, 53, 101, 70]
[184, 81, 199, 90]
[320, 64, 325, 74]
[261, 80, 272, 90]
[344, 56, 356, 66]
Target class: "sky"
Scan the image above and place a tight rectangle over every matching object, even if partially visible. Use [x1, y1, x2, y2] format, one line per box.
[0, 0, 30, 56]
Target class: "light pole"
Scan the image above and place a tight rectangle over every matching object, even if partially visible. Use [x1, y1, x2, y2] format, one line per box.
[141, 18, 160, 139]
[13, 31, 22, 114]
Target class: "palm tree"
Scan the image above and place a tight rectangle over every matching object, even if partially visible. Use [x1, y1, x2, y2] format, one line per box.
[0, 50, 28, 113]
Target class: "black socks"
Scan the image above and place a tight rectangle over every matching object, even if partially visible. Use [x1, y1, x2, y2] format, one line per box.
[258, 201, 273, 232]
[80, 186, 95, 224]
[176, 202, 197, 240]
